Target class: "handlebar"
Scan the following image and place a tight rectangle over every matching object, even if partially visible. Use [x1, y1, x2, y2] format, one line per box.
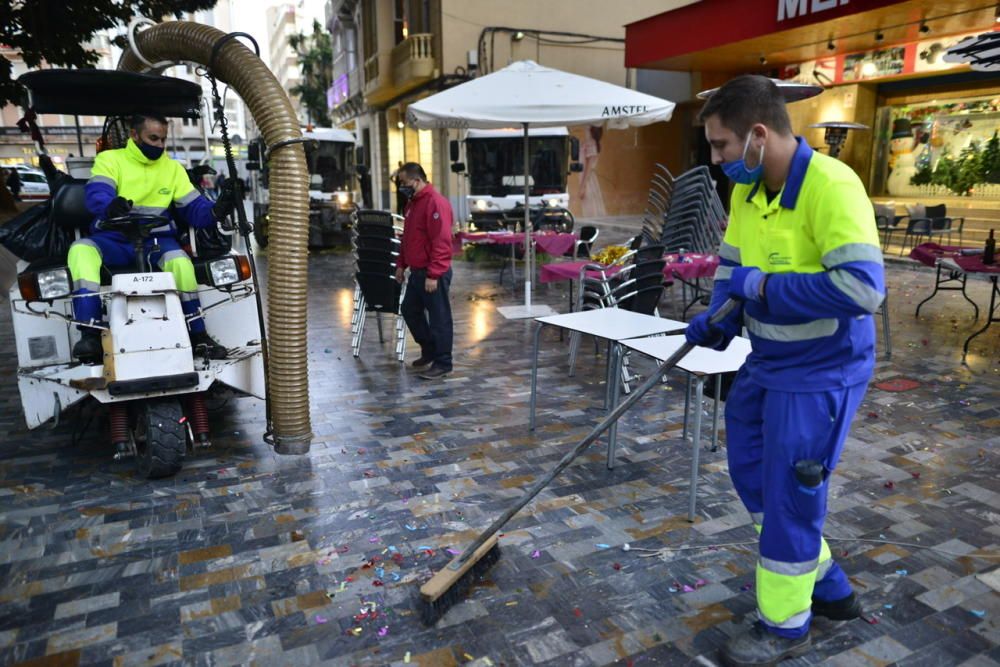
[95, 213, 172, 238]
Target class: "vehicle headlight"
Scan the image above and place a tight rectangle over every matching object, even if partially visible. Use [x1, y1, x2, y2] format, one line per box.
[209, 258, 240, 286]
[37, 268, 72, 299]
[547, 198, 560, 208]
[18, 267, 72, 301]
[337, 192, 350, 205]
[474, 199, 488, 211]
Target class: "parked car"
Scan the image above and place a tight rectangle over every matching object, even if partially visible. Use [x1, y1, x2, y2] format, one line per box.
[14, 166, 51, 200]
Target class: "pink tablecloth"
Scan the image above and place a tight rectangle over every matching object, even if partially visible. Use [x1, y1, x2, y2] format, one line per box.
[453, 231, 577, 256]
[909, 243, 967, 268]
[540, 254, 719, 284]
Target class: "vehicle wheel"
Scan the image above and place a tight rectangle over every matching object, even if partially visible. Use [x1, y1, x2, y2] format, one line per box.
[133, 399, 186, 479]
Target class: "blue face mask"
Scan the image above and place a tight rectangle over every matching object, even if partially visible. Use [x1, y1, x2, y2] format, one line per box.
[138, 141, 164, 161]
[720, 133, 765, 185]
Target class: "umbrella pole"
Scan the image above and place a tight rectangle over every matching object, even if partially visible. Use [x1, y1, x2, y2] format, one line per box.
[523, 122, 531, 308]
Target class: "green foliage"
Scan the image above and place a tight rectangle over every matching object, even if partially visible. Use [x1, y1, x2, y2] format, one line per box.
[0, 0, 218, 108]
[931, 152, 957, 192]
[288, 20, 332, 127]
[953, 142, 985, 196]
[983, 131, 1000, 184]
[910, 162, 933, 187]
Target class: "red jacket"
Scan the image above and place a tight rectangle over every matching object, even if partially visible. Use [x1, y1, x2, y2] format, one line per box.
[397, 183, 453, 279]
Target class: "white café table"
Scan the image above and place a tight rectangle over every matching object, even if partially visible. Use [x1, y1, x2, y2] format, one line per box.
[528, 308, 686, 432]
[612, 335, 752, 521]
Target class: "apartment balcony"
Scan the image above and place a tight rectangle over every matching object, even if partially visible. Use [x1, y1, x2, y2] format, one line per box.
[363, 51, 394, 106]
[391, 33, 436, 93]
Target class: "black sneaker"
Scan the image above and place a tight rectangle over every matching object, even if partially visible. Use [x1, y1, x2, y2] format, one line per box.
[720, 621, 811, 667]
[73, 330, 103, 364]
[190, 330, 228, 359]
[410, 355, 434, 370]
[812, 592, 862, 620]
[419, 364, 451, 380]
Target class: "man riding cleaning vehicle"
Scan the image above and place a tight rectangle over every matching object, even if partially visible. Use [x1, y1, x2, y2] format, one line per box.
[68, 113, 236, 362]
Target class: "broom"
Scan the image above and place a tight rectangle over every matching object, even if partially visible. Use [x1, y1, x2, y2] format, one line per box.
[417, 299, 739, 624]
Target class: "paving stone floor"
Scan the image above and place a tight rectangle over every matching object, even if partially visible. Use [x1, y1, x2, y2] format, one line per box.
[0, 231, 998, 666]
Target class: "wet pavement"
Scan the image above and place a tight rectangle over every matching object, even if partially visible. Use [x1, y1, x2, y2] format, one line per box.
[0, 229, 998, 667]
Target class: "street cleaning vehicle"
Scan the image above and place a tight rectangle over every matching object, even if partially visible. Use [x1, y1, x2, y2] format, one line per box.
[248, 127, 359, 247]
[7, 68, 269, 478]
[451, 127, 581, 232]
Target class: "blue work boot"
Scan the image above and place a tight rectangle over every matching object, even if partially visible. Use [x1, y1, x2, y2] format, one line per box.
[720, 622, 811, 667]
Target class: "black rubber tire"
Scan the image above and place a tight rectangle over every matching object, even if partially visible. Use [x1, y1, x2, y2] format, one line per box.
[134, 399, 186, 479]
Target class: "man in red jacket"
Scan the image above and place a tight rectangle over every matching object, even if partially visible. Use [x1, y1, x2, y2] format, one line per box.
[394, 162, 455, 379]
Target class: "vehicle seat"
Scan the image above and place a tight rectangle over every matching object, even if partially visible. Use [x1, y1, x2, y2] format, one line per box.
[51, 179, 92, 240]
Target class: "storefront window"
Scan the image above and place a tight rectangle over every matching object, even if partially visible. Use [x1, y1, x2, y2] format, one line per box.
[873, 94, 1000, 198]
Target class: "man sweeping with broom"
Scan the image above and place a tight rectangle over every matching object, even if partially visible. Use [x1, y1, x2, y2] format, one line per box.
[686, 75, 885, 666]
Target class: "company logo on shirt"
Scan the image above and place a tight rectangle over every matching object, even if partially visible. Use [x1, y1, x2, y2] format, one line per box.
[159, 187, 171, 195]
[768, 251, 792, 266]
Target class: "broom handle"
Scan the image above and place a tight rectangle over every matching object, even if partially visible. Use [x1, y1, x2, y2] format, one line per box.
[455, 299, 739, 566]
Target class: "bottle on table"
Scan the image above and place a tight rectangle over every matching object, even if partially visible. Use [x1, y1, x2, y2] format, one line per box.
[984, 228, 996, 265]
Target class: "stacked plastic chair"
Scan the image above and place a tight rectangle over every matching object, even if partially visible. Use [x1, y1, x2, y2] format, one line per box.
[351, 210, 408, 362]
[568, 244, 668, 393]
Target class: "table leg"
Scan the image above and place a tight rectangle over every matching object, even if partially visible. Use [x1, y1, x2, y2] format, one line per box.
[603, 340, 614, 410]
[688, 376, 706, 522]
[916, 263, 979, 320]
[682, 374, 692, 440]
[606, 343, 623, 470]
[529, 322, 545, 431]
[510, 242, 517, 292]
[962, 276, 998, 363]
[711, 373, 722, 453]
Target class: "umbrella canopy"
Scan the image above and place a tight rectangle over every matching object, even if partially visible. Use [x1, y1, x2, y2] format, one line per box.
[407, 61, 675, 318]
[407, 60, 675, 130]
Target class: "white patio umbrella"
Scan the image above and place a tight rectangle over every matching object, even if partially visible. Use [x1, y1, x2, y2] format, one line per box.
[407, 60, 675, 319]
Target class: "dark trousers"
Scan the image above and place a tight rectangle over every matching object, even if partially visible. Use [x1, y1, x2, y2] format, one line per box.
[402, 267, 453, 370]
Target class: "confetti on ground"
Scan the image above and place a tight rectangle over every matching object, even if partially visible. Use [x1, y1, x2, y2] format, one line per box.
[404, 524, 417, 531]
[668, 587, 678, 593]
[378, 626, 389, 636]
[391, 572, 401, 581]
[573, 608, 583, 618]
[530, 550, 541, 559]
[682, 585, 695, 593]
[884, 604, 894, 609]
[895, 569, 908, 576]
[336, 546, 349, 553]
[971, 610, 986, 618]
[445, 548, 460, 556]
[884, 481, 895, 490]
[404, 652, 411, 663]
[314, 615, 327, 624]
[865, 616, 880, 625]
[595, 543, 610, 549]
[612, 562, 622, 571]
[369, 536, 380, 543]
[695, 579, 707, 587]
[506, 601, 518, 606]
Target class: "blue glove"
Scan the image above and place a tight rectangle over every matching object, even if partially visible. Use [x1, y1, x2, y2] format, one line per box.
[728, 266, 767, 302]
[684, 311, 725, 349]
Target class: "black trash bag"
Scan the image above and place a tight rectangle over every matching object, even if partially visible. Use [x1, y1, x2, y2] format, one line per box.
[0, 201, 53, 262]
[192, 224, 232, 259]
[174, 218, 233, 259]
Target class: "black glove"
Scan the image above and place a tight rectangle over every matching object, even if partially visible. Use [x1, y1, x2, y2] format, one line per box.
[212, 182, 236, 221]
[105, 196, 132, 219]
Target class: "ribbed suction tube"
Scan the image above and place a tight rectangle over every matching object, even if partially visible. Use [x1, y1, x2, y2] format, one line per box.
[119, 21, 312, 453]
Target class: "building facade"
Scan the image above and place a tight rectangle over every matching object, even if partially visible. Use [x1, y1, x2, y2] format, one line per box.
[625, 0, 1000, 246]
[0, 4, 250, 176]
[325, 0, 694, 219]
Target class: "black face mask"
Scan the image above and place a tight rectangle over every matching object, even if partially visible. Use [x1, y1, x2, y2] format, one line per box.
[398, 185, 415, 200]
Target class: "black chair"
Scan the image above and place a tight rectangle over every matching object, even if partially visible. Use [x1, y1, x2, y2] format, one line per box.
[567, 225, 599, 259]
[899, 216, 934, 256]
[354, 235, 400, 253]
[873, 203, 906, 251]
[352, 270, 407, 362]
